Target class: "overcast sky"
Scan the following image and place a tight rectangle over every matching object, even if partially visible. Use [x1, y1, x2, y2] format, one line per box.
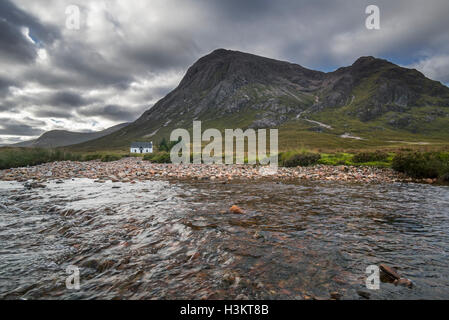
[1, 0, 449, 144]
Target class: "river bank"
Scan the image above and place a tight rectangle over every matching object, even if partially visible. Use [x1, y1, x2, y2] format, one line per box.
[0, 157, 432, 184]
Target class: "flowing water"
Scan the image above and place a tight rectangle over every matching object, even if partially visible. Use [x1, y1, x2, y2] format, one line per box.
[0, 178, 448, 300]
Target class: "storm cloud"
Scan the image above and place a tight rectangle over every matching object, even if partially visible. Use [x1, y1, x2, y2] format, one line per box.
[0, 117, 45, 136]
[0, 0, 449, 144]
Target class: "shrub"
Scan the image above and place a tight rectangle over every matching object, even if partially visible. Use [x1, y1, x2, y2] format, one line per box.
[101, 154, 122, 162]
[392, 152, 449, 179]
[280, 152, 321, 167]
[83, 153, 103, 161]
[158, 137, 181, 152]
[352, 151, 389, 163]
[143, 152, 171, 163]
[0, 148, 82, 169]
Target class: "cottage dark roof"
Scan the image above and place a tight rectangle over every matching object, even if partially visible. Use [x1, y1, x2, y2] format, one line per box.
[131, 142, 153, 148]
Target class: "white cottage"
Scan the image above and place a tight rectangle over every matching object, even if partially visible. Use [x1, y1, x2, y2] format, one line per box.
[130, 142, 153, 154]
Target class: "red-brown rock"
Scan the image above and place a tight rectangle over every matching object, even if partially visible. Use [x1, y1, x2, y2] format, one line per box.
[379, 263, 401, 280]
[229, 205, 244, 214]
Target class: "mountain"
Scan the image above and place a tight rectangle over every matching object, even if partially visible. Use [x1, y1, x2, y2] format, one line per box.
[71, 49, 449, 151]
[13, 123, 129, 148]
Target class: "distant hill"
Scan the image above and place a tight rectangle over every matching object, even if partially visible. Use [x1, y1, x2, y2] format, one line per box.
[13, 123, 129, 148]
[70, 49, 449, 151]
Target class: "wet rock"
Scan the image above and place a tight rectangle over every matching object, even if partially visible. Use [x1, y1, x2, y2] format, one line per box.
[311, 295, 327, 300]
[229, 205, 244, 214]
[252, 231, 263, 239]
[394, 278, 413, 288]
[189, 252, 201, 260]
[24, 182, 46, 189]
[330, 291, 342, 300]
[357, 290, 371, 299]
[379, 263, 401, 280]
[222, 272, 236, 285]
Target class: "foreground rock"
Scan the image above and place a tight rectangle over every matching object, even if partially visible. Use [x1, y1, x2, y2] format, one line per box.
[0, 157, 416, 184]
[229, 205, 244, 214]
[379, 264, 401, 280]
[380, 264, 413, 288]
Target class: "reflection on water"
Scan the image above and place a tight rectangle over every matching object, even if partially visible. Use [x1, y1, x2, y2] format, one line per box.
[0, 178, 448, 299]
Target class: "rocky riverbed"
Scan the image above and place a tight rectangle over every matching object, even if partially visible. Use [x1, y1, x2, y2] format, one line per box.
[0, 157, 428, 184]
[1, 176, 449, 299]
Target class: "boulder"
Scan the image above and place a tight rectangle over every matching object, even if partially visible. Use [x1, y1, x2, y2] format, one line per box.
[379, 263, 401, 280]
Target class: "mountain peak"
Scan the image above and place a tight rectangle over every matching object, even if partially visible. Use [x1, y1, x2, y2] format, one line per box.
[353, 56, 377, 64]
[209, 48, 233, 56]
[351, 56, 392, 69]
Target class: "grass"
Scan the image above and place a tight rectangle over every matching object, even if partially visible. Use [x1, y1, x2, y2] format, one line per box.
[0, 147, 135, 169]
[0, 148, 82, 170]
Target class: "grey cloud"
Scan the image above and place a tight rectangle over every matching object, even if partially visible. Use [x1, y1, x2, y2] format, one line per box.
[45, 91, 95, 108]
[0, 76, 16, 95]
[48, 41, 136, 89]
[0, 18, 37, 64]
[32, 107, 75, 119]
[0, 0, 59, 43]
[122, 34, 200, 72]
[1, 0, 449, 142]
[77, 104, 143, 122]
[0, 117, 45, 136]
[0, 0, 59, 64]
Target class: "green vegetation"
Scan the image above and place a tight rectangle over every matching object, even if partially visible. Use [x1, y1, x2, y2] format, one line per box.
[278, 150, 394, 168]
[352, 151, 389, 163]
[318, 153, 354, 166]
[157, 137, 181, 152]
[100, 154, 122, 162]
[0, 148, 82, 170]
[279, 150, 321, 167]
[1, 146, 449, 183]
[143, 152, 171, 163]
[0, 148, 131, 169]
[392, 152, 449, 180]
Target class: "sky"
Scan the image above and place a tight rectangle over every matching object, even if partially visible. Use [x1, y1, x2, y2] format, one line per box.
[1, 0, 449, 144]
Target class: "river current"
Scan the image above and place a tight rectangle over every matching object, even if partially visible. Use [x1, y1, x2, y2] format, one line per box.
[0, 179, 448, 299]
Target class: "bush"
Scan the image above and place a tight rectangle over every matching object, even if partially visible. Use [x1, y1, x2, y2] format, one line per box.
[83, 153, 103, 161]
[143, 152, 171, 163]
[0, 148, 82, 169]
[352, 151, 389, 163]
[158, 137, 181, 152]
[392, 152, 449, 179]
[280, 152, 321, 167]
[101, 154, 122, 162]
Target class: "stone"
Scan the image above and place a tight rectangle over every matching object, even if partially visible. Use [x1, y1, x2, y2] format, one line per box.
[229, 205, 244, 214]
[330, 291, 342, 300]
[379, 263, 401, 280]
[357, 290, 370, 299]
[394, 278, 413, 288]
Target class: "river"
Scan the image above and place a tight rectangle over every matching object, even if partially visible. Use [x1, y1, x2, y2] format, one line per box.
[0, 178, 448, 299]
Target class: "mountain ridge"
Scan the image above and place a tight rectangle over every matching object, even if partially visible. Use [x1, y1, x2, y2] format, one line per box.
[69, 49, 449, 151]
[13, 122, 129, 148]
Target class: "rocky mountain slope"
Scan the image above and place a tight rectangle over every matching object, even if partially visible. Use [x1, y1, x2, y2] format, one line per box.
[14, 122, 129, 148]
[71, 49, 449, 151]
